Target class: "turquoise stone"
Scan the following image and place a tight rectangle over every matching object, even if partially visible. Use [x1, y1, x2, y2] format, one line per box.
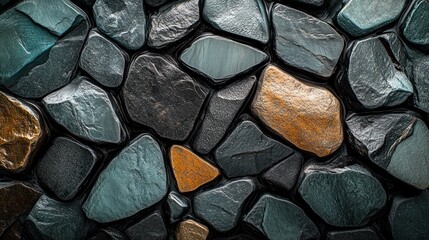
[401, 0, 429, 49]
[82, 135, 167, 223]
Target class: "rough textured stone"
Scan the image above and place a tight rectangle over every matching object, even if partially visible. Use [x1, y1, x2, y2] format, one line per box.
[176, 219, 209, 240]
[192, 76, 256, 154]
[180, 35, 268, 83]
[165, 192, 189, 223]
[125, 211, 167, 240]
[252, 65, 344, 157]
[80, 29, 126, 88]
[272, 3, 344, 78]
[346, 113, 429, 190]
[123, 53, 208, 141]
[148, 0, 200, 48]
[203, 0, 269, 43]
[327, 228, 380, 240]
[36, 137, 98, 201]
[411, 56, 429, 113]
[215, 120, 294, 177]
[88, 228, 127, 240]
[261, 153, 303, 192]
[244, 194, 319, 240]
[43, 77, 125, 144]
[194, 178, 256, 232]
[93, 0, 146, 50]
[0, 91, 45, 173]
[379, 32, 407, 67]
[146, 0, 169, 7]
[170, 145, 220, 193]
[83, 135, 167, 223]
[401, 0, 429, 49]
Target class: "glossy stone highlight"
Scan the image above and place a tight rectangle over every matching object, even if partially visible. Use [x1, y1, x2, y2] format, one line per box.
[165, 192, 189, 223]
[176, 219, 209, 240]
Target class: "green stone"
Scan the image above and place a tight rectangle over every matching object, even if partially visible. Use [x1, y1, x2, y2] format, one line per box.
[401, 0, 429, 49]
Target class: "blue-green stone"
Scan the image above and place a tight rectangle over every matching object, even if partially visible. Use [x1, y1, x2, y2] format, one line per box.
[327, 228, 380, 240]
[411, 56, 429, 113]
[165, 192, 189, 223]
[401, 0, 429, 49]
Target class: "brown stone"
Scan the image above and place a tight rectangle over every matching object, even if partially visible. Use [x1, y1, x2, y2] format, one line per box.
[0, 91, 45, 172]
[251, 65, 344, 157]
[176, 219, 209, 240]
[170, 145, 220, 193]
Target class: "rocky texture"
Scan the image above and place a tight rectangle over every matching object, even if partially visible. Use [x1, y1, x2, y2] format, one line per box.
[80, 30, 126, 88]
[123, 53, 207, 141]
[401, 0, 429, 50]
[88, 228, 127, 240]
[379, 32, 407, 67]
[194, 178, 256, 232]
[261, 153, 303, 192]
[0, 92, 45, 173]
[146, 0, 169, 7]
[180, 35, 268, 83]
[165, 192, 189, 223]
[244, 194, 319, 240]
[170, 145, 220, 193]
[36, 137, 98, 201]
[192, 76, 256, 154]
[93, 0, 146, 50]
[203, 0, 269, 44]
[83, 135, 167, 223]
[148, 0, 200, 49]
[43, 77, 125, 144]
[389, 191, 429, 240]
[411, 56, 429, 113]
[125, 211, 167, 240]
[346, 113, 429, 190]
[176, 219, 209, 240]
[215, 120, 294, 177]
[252, 65, 344, 157]
[327, 228, 380, 240]
[272, 3, 344, 78]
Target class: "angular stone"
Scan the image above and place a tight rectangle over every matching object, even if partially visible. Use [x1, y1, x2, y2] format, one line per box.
[36, 137, 98, 201]
[337, 0, 406, 37]
[125, 211, 167, 240]
[401, 0, 429, 49]
[176, 219, 209, 240]
[93, 0, 146, 50]
[80, 29, 126, 88]
[299, 164, 386, 227]
[192, 76, 256, 154]
[88, 228, 127, 240]
[272, 3, 344, 78]
[0, 92, 45, 173]
[261, 153, 303, 192]
[203, 0, 269, 43]
[146, 0, 169, 7]
[411, 56, 429, 113]
[194, 178, 256, 232]
[123, 53, 208, 141]
[26, 195, 89, 240]
[165, 192, 190, 223]
[148, 0, 200, 49]
[83, 135, 167, 223]
[244, 194, 319, 240]
[389, 191, 429, 240]
[215, 120, 294, 177]
[252, 65, 344, 157]
[346, 113, 429, 190]
[327, 228, 380, 240]
[170, 145, 220, 193]
[379, 32, 407, 67]
[180, 35, 268, 83]
[43, 77, 125, 144]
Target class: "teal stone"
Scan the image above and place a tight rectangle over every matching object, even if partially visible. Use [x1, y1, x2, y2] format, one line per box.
[298, 164, 386, 227]
[82, 135, 167, 223]
[43, 77, 125, 144]
[203, 0, 270, 44]
[180, 35, 268, 83]
[337, 0, 406, 37]
[244, 194, 319, 240]
[411, 56, 429, 113]
[401, 0, 429, 49]
[327, 228, 380, 240]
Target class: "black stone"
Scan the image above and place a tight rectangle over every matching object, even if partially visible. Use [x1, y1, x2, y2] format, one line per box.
[261, 153, 303, 192]
[125, 211, 167, 240]
[88, 228, 128, 240]
[146, 0, 170, 7]
[165, 191, 189, 223]
[326, 228, 380, 240]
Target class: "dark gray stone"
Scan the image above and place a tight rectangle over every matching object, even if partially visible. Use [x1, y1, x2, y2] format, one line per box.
[88, 228, 128, 240]
[272, 3, 344, 78]
[146, 0, 169, 7]
[284, 0, 324, 7]
[411, 56, 429, 113]
[261, 153, 303, 192]
[192, 77, 256, 154]
[401, 0, 429, 50]
[125, 211, 167, 240]
[327, 228, 380, 240]
[123, 53, 208, 141]
[215, 120, 294, 177]
[165, 192, 189, 223]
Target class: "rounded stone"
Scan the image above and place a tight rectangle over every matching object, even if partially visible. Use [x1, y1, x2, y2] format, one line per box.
[176, 219, 209, 240]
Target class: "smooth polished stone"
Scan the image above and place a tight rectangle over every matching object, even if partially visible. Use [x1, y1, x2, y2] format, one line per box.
[0, 92, 45, 173]
[194, 178, 256, 232]
[244, 194, 319, 240]
[261, 153, 303, 192]
[123, 53, 207, 141]
[170, 145, 220, 193]
[327, 228, 380, 240]
[83, 135, 167, 223]
[346, 113, 429, 190]
[337, 0, 406, 37]
[36, 137, 98, 201]
[180, 35, 268, 83]
[176, 219, 209, 240]
[411, 56, 429, 113]
[80, 29, 126, 88]
[272, 3, 344, 78]
[88, 228, 127, 240]
[215, 120, 294, 177]
[43, 77, 125, 144]
[165, 192, 189, 223]
[125, 211, 167, 240]
[252, 65, 344, 157]
[148, 0, 200, 48]
[146, 0, 169, 7]
[203, 0, 269, 43]
[401, 0, 429, 49]
[192, 76, 256, 154]
[93, 0, 146, 50]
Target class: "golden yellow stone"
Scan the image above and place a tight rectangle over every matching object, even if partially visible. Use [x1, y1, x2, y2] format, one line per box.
[176, 219, 209, 240]
[251, 65, 344, 157]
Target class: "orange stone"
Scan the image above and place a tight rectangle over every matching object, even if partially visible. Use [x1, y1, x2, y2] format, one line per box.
[176, 219, 209, 240]
[251, 65, 344, 157]
[170, 145, 220, 193]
